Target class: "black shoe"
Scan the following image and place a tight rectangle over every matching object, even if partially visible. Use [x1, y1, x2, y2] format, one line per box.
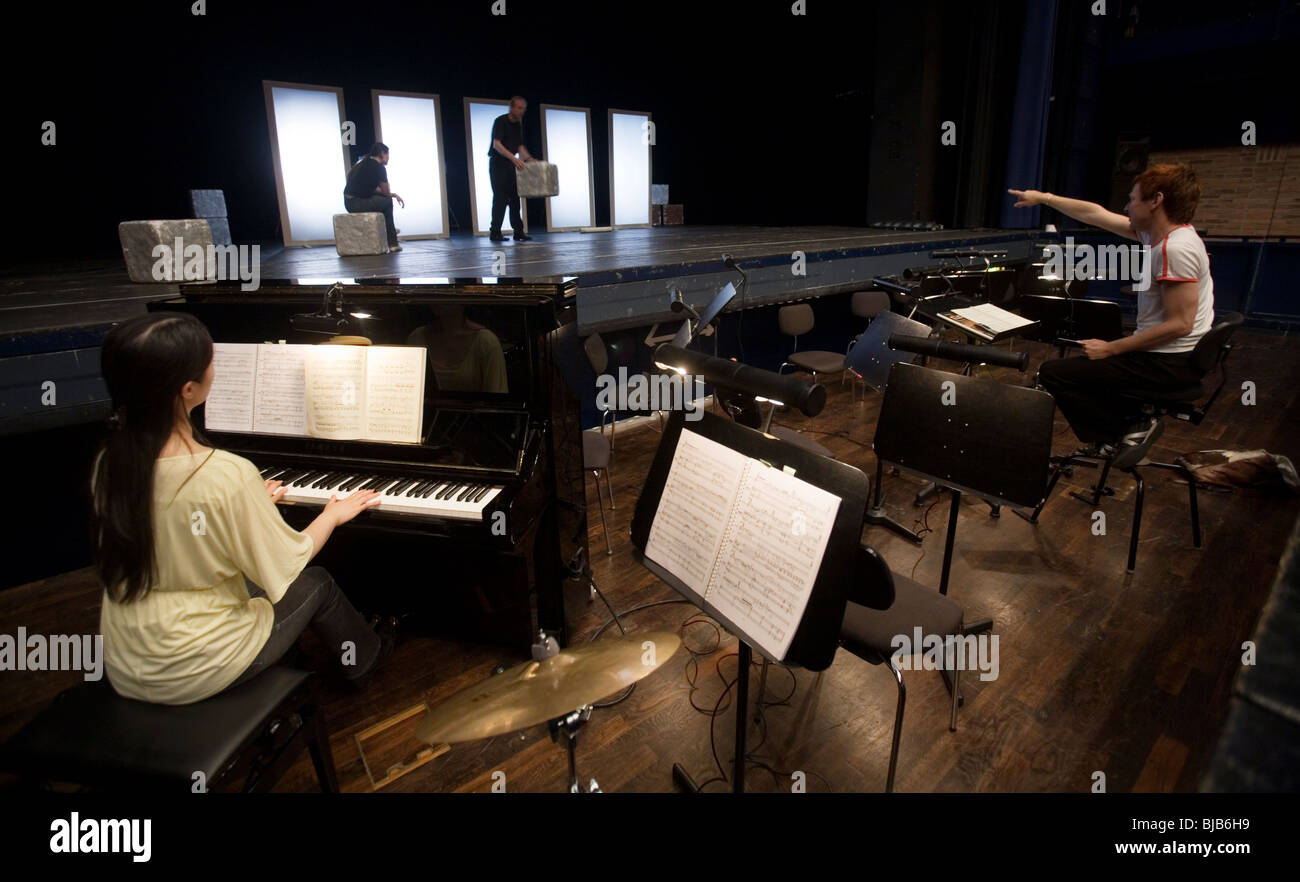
[488, 232, 505, 242]
[343, 617, 399, 692]
[1112, 417, 1162, 470]
[513, 234, 533, 242]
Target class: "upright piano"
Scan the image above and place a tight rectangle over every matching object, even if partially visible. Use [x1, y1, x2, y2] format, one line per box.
[149, 277, 589, 649]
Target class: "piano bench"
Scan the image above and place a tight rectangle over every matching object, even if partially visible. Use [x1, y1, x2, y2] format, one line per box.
[333, 212, 388, 255]
[0, 666, 338, 793]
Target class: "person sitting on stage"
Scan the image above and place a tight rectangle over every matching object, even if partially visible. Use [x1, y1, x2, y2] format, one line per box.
[1008, 162, 1215, 454]
[487, 96, 534, 243]
[92, 312, 396, 705]
[407, 305, 508, 393]
[344, 141, 405, 253]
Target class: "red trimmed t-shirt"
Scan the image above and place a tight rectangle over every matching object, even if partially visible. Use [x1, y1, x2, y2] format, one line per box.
[1136, 225, 1215, 354]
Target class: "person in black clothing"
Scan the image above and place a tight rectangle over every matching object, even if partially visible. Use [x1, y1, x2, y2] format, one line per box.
[487, 97, 534, 242]
[344, 142, 405, 252]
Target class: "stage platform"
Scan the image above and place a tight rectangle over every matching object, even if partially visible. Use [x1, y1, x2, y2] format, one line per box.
[0, 225, 1038, 433]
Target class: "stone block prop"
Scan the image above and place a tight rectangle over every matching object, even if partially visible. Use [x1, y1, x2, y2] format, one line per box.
[118, 219, 215, 283]
[188, 189, 227, 218]
[333, 213, 388, 256]
[516, 161, 560, 198]
[189, 189, 232, 246]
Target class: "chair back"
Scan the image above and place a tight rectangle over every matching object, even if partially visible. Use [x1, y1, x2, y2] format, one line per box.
[851, 291, 891, 320]
[778, 303, 815, 337]
[583, 333, 609, 375]
[1190, 312, 1244, 376]
[851, 543, 896, 611]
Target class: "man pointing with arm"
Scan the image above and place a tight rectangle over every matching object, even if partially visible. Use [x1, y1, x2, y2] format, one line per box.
[1009, 162, 1215, 453]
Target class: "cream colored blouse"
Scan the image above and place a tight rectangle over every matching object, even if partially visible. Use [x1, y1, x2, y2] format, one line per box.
[99, 449, 313, 705]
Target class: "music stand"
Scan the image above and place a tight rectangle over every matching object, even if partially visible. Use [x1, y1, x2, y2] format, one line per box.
[670, 281, 738, 348]
[631, 410, 869, 792]
[845, 310, 932, 543]
[1018, 295, 1123, 351]
[873, 362, 1054, 700]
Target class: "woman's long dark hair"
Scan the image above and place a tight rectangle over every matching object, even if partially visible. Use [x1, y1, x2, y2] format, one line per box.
[92, 312, 213, 603]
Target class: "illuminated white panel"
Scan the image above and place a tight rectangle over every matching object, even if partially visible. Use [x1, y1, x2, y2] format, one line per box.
[264, 83, 349, 244]
[374, 92, 449, 238]
[465, 99, 514, 235]
[610, 110, 651, 228]
[541, 106, 594, 231]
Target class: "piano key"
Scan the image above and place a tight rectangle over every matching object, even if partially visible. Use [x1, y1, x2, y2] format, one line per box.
[257, 462, 504, 522]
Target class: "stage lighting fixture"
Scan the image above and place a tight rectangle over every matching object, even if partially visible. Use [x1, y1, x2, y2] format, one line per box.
[263, 82, 350, 245]
[373, 91, 450, 238]
[464, 98, 514, 236]
[609, 110, 652, 228]
[541, 105, 595, 230]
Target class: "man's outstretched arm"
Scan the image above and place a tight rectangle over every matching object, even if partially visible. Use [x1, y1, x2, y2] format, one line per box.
[1008, 189, 1139, 241]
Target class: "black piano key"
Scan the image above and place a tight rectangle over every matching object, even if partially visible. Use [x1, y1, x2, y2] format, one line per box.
[358, 476, 383, 490]
[262, 467, 289, 481]
[457, 485, 477, 501]
[277, 469, 307, 484]
[259, 466, 277, 477]
[312, 473, 339, 489]
[388, 479, 415, 496]
[291, 471, 324, 487]
[405, 481, 431, 497]
[472, 486, 491, 503]
[419, 482, 443, 498]
[372, 477, 400, 493]
[336, 475, 364, 492]
[437, 483, 460, 500]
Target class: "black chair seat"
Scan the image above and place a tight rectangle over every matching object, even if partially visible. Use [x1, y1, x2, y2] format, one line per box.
[1, 666, 313, 788]
[841, 573, 964, 662]
[789, 350, 846, 374]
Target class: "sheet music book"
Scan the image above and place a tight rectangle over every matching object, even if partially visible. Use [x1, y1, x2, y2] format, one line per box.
[937, 303, 1034, 342]
[206, 343, 426, 443]
[643, 428, 841, 660]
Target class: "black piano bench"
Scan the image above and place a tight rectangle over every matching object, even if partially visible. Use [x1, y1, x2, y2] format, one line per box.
[0, 667, 338, 793]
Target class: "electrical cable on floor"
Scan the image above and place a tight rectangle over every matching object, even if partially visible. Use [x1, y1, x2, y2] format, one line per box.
[587, 598, 695, 709]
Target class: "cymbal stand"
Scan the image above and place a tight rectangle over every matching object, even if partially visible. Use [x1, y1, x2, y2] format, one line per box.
[549, 706, 601, 793]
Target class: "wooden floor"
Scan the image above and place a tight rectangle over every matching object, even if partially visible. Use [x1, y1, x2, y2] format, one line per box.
[2, 331, 1298, 793]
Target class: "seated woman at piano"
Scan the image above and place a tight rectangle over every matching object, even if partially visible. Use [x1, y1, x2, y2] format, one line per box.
[406, 305, 508, 394]
[91, 313, 397, 705]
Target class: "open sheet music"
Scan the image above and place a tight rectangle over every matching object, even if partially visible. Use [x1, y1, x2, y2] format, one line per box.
[206, 343, 425, 443]
[937, 302, 1034, 342]
[644, 429, 841, 660]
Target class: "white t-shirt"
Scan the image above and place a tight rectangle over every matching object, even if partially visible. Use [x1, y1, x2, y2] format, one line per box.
[1136, 225, 1215, 354]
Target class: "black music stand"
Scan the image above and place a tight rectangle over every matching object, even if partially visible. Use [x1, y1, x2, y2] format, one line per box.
[845, 310, 932, 543]
[631, 410, 869, 793]
[1018, 295, 1123, 352]
[873, 362, 1055, 700]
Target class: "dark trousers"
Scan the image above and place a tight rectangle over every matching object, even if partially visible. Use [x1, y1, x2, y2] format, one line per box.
[344, 193, 399, 246]
[1037, 350, 1203, 444]
[227, 566, 380, 690]
[488, 156, 522, 236]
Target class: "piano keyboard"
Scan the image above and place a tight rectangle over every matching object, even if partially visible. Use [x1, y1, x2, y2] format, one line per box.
[259, 466, 503, 521]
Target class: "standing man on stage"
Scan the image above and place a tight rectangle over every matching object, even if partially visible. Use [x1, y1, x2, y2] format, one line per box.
[1008, 162, 1215, 454]
[344, 142, 405, 253]
[487, 96, 534, 243]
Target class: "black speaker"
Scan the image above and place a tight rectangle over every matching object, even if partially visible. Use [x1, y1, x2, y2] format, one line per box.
[1109, 137, 1150, 211]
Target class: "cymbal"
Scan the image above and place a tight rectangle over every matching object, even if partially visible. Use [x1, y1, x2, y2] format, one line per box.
[415, 631, 681, 744]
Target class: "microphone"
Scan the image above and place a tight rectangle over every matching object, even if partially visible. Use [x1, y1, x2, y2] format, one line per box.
[653, 344, 826, 417]
[887, 334, 1030, 372]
